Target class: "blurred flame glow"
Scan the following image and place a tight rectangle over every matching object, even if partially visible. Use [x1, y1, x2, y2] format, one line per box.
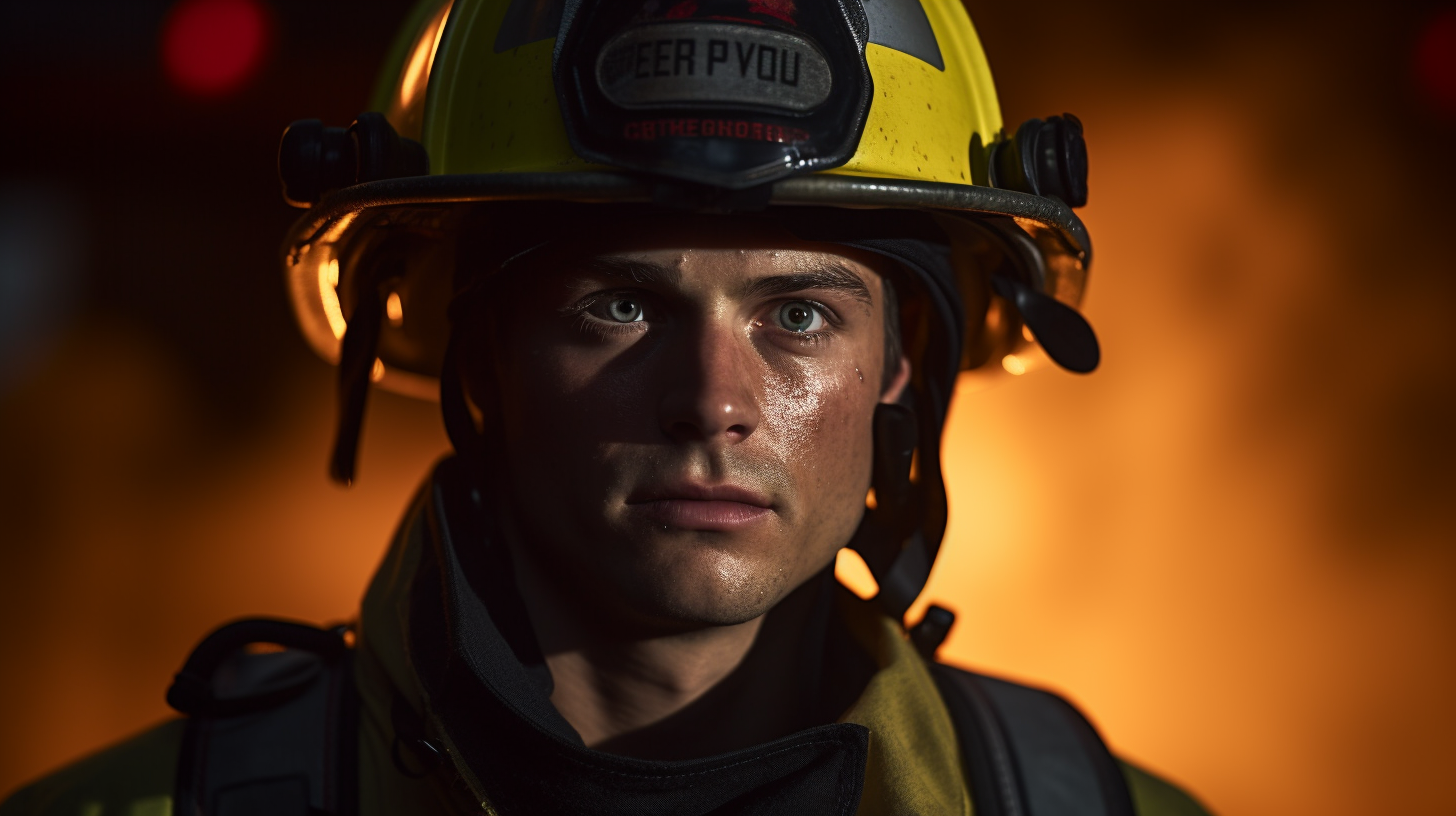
[834, 549, 878, 600]
[4, 25, 1456, 816]
[386, 292, 404, 325]
[320, 259, 346, 341]
[1001, 354, 1027, 375]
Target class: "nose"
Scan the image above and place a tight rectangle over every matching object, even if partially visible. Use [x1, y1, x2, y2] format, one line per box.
[658, 321, 761, 445]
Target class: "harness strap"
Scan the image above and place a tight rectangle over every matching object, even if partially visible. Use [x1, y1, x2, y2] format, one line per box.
[932, 664, 1136, 816]
[169, 625, 1129, 816]
[172, 621, 359, 816]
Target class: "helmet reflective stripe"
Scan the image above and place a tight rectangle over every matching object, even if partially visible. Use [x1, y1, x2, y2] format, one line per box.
[863, 0, 943, 70]
[496, 0, 563, 52]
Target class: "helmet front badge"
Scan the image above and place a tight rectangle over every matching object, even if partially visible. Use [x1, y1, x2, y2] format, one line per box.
[595, 22, 833, 111]
[555, 0, 873, 188]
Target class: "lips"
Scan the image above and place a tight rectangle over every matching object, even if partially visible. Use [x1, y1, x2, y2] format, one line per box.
[626, 482, 774, 531]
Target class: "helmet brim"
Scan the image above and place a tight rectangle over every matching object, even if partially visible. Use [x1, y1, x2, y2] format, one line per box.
[282, 171, 1090, 399]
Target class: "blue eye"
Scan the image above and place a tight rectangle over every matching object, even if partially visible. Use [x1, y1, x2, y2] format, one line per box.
[604, 297, 644, 323]
[776, 301, 824, 333]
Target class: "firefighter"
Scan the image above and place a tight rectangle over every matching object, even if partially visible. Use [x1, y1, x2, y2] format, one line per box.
[2, 0, 1212, 813]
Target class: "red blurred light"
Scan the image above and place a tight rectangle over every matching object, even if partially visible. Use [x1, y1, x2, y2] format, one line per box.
[1415, 10, 1456, 115]
[161, 0, 270, 97]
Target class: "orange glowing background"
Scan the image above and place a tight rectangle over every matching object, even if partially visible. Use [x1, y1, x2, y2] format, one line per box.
[1, 2, 1454, 815]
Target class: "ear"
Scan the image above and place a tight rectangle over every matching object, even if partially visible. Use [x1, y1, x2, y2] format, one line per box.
[880, 355, 912, 404]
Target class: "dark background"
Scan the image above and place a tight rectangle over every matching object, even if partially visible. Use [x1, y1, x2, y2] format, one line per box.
[2, 1, 1454, 814]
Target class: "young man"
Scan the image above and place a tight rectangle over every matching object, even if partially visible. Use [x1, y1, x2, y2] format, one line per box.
[2, 0, 1212, 813]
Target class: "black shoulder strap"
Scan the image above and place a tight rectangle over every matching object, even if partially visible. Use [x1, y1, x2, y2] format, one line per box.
[168, 619, 359, 816]
[931, 663, 1136, 816]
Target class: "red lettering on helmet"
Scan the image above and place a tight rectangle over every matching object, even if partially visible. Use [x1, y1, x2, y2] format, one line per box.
[621, 117, 811, 144]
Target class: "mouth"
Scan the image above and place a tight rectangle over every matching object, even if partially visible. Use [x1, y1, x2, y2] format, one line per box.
[625, 482, 774, 532]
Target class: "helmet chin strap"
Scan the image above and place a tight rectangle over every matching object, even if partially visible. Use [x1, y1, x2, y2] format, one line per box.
[439, 338, 488, 464]
[848, 402, 933, 622]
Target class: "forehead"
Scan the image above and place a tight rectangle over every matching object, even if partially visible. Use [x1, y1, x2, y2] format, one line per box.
[518, 215, 890, 291]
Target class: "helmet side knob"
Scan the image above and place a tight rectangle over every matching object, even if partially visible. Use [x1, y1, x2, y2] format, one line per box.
[278, 119, 354, 207]
[989, 114, 1089, 208]
[349, 113, 429, 185]
[278, 114, 429, 208]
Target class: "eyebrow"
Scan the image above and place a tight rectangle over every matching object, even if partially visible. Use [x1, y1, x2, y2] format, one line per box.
[578, 257, 682, 286]
[577, 257, 873, 304]
[741, 263, 873, 305]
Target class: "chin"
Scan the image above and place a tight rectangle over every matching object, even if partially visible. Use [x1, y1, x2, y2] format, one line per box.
[625, 543, 803, 628]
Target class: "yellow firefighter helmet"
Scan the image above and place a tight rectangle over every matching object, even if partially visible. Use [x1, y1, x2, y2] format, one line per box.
[278, 0, 1093, 401]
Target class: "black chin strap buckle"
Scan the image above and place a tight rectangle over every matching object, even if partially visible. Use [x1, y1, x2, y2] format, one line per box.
[910, 604, 956, 660]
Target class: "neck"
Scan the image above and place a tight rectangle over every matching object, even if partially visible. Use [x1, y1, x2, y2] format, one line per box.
[509, 547, 827, 760]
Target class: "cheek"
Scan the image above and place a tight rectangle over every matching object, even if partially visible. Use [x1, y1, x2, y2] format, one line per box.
[499, 331, 649, 439]
[761, 361, 879, 519]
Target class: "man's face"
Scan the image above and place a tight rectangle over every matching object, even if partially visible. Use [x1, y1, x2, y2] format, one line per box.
[469, 219, 908, 630]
